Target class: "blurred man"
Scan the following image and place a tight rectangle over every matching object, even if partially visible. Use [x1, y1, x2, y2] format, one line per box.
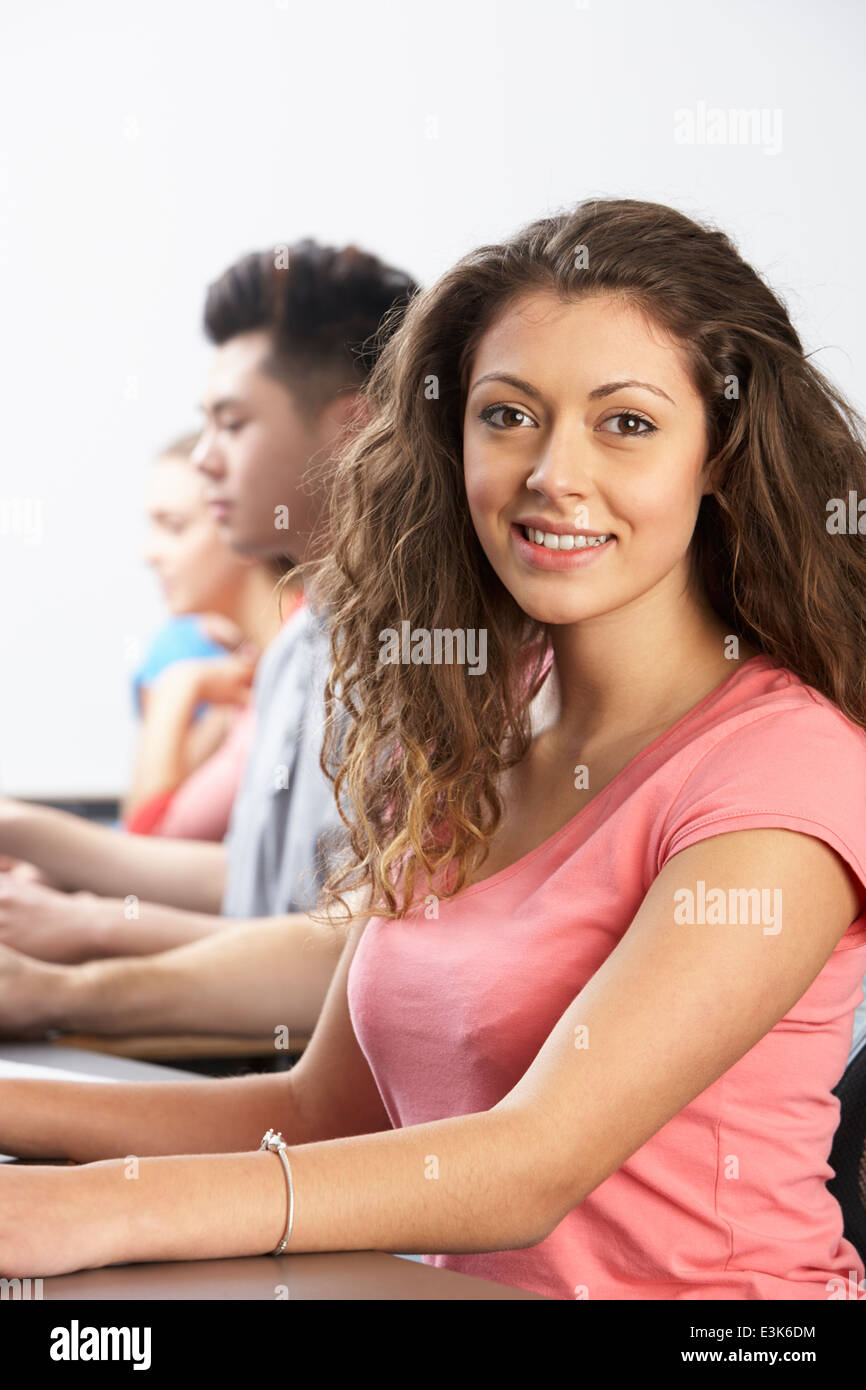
[0, 240, 418, 1038]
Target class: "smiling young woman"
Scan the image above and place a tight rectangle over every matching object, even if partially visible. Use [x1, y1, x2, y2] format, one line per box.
[309, 198, 866, 1297]
[3, 198, 866, 1301]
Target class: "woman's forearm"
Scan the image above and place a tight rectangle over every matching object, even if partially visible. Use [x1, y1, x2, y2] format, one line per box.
[124, 675, 206, 814]
[0, 799, 226, 912]
[101, 1105, 552, 1272]
[1, 1082, 557, 1276]
[0, 1069, 302, 1163]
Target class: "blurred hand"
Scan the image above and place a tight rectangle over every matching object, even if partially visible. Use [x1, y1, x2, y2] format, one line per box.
[0, 876, 103, 964]
[191, 651, 258, 705]
[0, 856, 54, 887]
[152, 653, 258, 709]
[197, 612, 246, 651]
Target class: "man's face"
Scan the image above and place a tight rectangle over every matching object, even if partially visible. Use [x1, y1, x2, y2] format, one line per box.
[192, 329, 332, 563]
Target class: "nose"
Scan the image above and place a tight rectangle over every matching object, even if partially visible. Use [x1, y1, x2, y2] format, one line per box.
[525, 423, 596, 505]
[143, 536, 162, 569]
[191, 426, 224, 480]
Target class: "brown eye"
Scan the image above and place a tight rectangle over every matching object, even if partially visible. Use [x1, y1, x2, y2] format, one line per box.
[479, 405, 536, 429]
[598, 412, 657, 437]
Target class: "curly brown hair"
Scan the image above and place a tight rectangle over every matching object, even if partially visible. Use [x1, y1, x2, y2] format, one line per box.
[298, 197, 866, 925]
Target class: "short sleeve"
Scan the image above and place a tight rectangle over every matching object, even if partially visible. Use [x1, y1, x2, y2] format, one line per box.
[131, 616, 226, 716]
[123, 788, 174, 835]
[657, 701, 866, 941]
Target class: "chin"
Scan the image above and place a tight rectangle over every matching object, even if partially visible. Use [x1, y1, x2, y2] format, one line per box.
[506, 582, 605, 628]
[521, 603, 589, 627]
[228, 532, 277, 560]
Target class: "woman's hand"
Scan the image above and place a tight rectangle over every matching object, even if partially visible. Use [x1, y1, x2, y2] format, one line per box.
[152, 652, 258, 709]
[0, 1163, 125, 1279]
[0, 1152, 288, 1277]
[197, 612, 246, 651]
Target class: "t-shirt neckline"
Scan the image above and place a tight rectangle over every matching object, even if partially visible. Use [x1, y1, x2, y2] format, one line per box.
[450, 653, 773, 900]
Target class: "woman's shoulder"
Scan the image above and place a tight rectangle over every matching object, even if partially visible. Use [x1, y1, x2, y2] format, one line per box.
[136, 615, 224, 678]
[655, 653, 866, 885]
[696, 653, 866, 756]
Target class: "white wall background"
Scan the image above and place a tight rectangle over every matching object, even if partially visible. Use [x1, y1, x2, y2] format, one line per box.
[0, 0, 863, 797]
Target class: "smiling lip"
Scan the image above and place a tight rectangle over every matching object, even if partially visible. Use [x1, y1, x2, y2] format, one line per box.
[516, 516, 613, 537]
[510, 521, 616, 571]
[207, 498, 232, 515]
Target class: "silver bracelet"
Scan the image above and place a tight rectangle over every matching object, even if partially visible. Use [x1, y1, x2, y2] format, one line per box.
[260, 1128, 295, 1254]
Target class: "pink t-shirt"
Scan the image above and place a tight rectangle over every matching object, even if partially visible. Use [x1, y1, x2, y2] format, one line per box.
[126, 593, 307, 842]
[155, 702, 257, 840]
[347, 654, 866, 1300]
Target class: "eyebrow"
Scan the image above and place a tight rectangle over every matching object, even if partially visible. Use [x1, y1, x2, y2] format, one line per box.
[469, 372, 676, 406]
[198, 396, 246, 415]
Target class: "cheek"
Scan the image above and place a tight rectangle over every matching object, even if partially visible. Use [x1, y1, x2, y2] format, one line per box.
[175, 523, 221, 572]
[229, 446, 256, 497]
[615, 456, 703, 538]
[258, 442, 301, 514]
[162, 537, 188, 568]
[463, 449, 510, 529]
[229, 431, 272, 496]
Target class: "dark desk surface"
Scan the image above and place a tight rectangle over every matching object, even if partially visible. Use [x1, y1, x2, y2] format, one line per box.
[44, 1251, 540, 1300]
[0, 1042, 545, 1301]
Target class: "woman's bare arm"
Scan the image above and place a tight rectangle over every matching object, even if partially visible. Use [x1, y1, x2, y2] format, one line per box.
[123, 657, 252, 818]
[0, 1071, 295, 1163]
[0, 798, 226, 912]
[1, 826, 859, 1278]
[0, 906, 382, 1165]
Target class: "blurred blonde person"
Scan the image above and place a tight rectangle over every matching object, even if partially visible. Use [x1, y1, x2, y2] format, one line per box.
[124, 433, 302, 838]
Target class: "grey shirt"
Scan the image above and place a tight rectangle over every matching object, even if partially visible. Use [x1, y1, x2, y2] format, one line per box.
[850, 983, 866, 1064]
[221, 598, 349, 919]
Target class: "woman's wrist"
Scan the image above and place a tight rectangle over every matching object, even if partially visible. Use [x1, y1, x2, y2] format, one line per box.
[75, 1160, 136, 1271]
[94, 1149, 291, 1268]
[0, 1163, 134, 1278]
[147, 663, 206, 719]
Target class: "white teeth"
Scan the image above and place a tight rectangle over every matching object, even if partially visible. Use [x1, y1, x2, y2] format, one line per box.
[524, 526, 612, 550]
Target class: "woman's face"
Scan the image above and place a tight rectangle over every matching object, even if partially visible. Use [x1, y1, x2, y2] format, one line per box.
[462, 290, 711, 628]
[143, 455, 253, 615]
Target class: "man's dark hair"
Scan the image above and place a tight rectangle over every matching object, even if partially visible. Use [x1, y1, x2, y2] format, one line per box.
[203, 240, 419, 417]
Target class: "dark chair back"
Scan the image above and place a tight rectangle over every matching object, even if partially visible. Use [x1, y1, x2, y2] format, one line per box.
[827, 1042, 866, 1264]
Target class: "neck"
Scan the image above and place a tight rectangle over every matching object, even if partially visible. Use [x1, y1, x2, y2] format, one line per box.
[540, 572, 761, 745]
[227, 565, 302, 651]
